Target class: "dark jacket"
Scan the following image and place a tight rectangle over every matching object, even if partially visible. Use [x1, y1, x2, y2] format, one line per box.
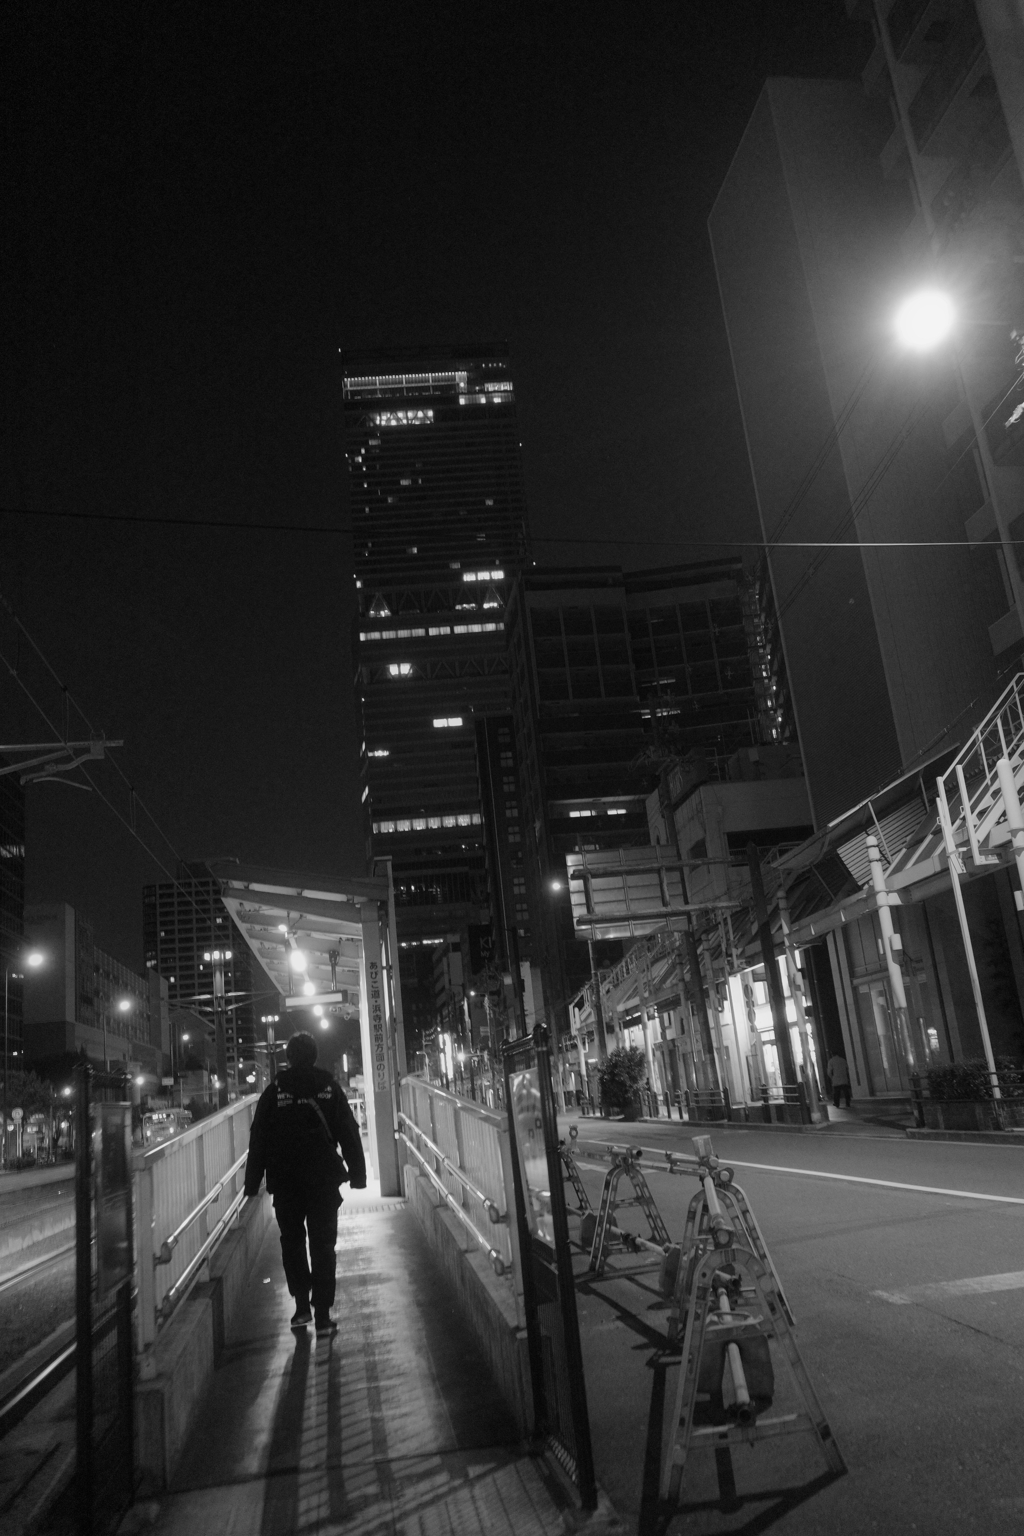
[244, 1066, 366, 1198]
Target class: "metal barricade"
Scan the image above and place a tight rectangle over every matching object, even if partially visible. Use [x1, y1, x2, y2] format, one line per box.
[134, 1096, 257, 1361]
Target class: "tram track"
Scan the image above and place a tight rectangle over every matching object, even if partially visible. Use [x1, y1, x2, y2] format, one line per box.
[0, 1240, 76, 1297]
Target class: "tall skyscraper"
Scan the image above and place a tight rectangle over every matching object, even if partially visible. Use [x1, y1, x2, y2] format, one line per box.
[343, 345, 530, 1037]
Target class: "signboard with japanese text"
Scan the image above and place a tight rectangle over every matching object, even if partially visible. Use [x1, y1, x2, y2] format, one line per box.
[368, 956, 389, 1095]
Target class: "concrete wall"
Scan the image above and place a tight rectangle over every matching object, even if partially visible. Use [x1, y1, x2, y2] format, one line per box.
[403, 1162, 533, 1439]
[135, 1189, 274, 1490]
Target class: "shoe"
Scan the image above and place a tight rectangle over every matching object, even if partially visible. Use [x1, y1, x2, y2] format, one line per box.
[315, 1313, 338, 1338]
[290, 1303, 312, 1331]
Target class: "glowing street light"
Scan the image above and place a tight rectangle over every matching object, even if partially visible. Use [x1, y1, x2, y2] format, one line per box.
[302, 979, 316, 996]
[549, 879, 563, 892]
[289, 949, 308, 973]
[893, 288, 956, 352]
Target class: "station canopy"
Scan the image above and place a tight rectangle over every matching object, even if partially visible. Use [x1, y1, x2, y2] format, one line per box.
[218, 863, 389, 1018]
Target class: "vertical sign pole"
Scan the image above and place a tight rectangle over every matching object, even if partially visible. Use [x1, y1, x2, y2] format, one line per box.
[360, 904, 401, 1196]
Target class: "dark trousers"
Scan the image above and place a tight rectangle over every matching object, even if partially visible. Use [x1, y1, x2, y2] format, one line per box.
[273, 1184, 340, 1312]
[832, 1083, 851, 1109]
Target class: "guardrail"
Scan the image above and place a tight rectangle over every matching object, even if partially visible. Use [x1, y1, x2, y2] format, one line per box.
[398, 1077, 524, 1321]
[135, 1097, 257, 1359]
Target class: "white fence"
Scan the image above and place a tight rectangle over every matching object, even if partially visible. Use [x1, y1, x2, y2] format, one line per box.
[135, 1096, 257, 1356]
[398, 1077, 524, 1324]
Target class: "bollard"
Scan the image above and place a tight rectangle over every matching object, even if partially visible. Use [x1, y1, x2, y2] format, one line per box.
[910, 1072, 925, 1128]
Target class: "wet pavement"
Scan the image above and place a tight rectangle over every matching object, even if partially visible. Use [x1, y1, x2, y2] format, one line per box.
[134, 1184, 576, 1536]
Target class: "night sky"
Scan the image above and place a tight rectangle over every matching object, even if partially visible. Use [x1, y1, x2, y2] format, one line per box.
[1, 3, 871, 970]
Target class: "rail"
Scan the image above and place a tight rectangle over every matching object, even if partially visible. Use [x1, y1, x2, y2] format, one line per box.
[135, 1096, 257, 1357]
[400, 1132, 508, 1276]
[399, 1076, 524, 1323]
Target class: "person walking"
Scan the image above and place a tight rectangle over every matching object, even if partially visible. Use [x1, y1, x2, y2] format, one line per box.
[827, 1051, 852, 1109]
[244, 1030, 366, 1337]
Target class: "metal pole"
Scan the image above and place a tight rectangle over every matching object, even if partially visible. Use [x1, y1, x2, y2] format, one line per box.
[936, 785, 1001, 1098]
[683, 924, 722, 1092]
[775, 884, 824, 1120]
[864, 835, 917, 1074]
[587, 937, 608, 1063]
[746, 844, 798, 1086]
[2, 966, 8, 1173]
[996, 757, 1024, 905]
[74, 1059, 93, 1535]
[212, 952, 228, 1109]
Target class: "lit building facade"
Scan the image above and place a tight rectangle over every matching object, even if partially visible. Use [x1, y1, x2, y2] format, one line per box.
[24, 902, 170, 1077]
[142, 863, 260, 1080]
[343, 345, 530, 1039]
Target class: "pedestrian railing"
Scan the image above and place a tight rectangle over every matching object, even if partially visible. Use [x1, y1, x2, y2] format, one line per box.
[134, 1096, 257, 1357]
[398, 1077, 524, 1322]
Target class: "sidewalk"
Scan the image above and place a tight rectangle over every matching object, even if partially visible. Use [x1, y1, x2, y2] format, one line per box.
[124, 1183, 590, 1536]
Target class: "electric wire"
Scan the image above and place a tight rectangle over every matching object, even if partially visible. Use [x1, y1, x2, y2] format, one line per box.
[0, 589, 206, 916]
[2, 505, 1023, 550]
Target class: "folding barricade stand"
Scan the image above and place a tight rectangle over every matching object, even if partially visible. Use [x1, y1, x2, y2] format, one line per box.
[581, 1143, 672, 1278]
[658, 1136, 846, 1507]
[558, 1124, 592, 1216]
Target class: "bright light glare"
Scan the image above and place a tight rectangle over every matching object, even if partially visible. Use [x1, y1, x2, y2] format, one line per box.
[550, 879, 563, 891]
[302, 979, 316, 996]
[319, 1019, 329, 1031]
[118, 999, 132, 1012]
[313, 1005, 323, 1017]
[26, 951, 44, 968]
[894, 289, 955, 352]
[278, 924, 288, 933]
[289, 949, 307, 972]
[135, 1075, 145, 1086]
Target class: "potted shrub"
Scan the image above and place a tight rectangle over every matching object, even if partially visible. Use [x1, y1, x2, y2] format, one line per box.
[924, 1058, 1024, 1131]
[597, 1047, 648, 1120]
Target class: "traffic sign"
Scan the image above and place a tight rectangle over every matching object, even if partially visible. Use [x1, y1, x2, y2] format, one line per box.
[11, 1108, 23, 1122]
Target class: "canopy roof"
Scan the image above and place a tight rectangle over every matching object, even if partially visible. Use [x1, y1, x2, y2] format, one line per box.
[218, 863, 388, 1019]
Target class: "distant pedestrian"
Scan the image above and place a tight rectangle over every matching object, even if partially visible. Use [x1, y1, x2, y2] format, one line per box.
[244, 1031, 366, 1338]
[827, 1051, 851, 1109]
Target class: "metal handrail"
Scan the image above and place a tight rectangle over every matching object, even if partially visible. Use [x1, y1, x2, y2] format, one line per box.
[154, 1150, 248, 1265]
[399, 1132, 508, 1277]
[397, 1113, 506, 1224]
[401, 1076, 505, 1129]
[157, 1187, 248, 1322]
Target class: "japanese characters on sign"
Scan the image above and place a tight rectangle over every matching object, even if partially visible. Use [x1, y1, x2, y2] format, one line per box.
[369, 957, 389, 1093]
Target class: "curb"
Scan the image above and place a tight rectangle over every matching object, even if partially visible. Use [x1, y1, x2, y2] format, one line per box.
[904, 1126, 1024, 1145]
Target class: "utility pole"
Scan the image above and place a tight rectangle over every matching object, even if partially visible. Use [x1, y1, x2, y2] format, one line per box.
[775, 882, 824, 1120]
[206, 949, 230, 1109]
[746, 843, 798, 1086]
[683, 925, 721, 1092]
[864, 835, 917, 1075]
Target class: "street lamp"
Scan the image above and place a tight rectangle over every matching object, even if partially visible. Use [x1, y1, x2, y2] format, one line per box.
[3, 949, 44, 1170]
[893, 287, 956, 352]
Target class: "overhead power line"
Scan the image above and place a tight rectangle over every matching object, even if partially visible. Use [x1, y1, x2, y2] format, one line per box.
[0, 506, 1018, 550]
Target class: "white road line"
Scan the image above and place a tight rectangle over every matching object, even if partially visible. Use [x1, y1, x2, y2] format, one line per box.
[873, 1270, 1024, 1304]
[570, 1138, 1024, 1205]
[721, 1158, 1024, 1205]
